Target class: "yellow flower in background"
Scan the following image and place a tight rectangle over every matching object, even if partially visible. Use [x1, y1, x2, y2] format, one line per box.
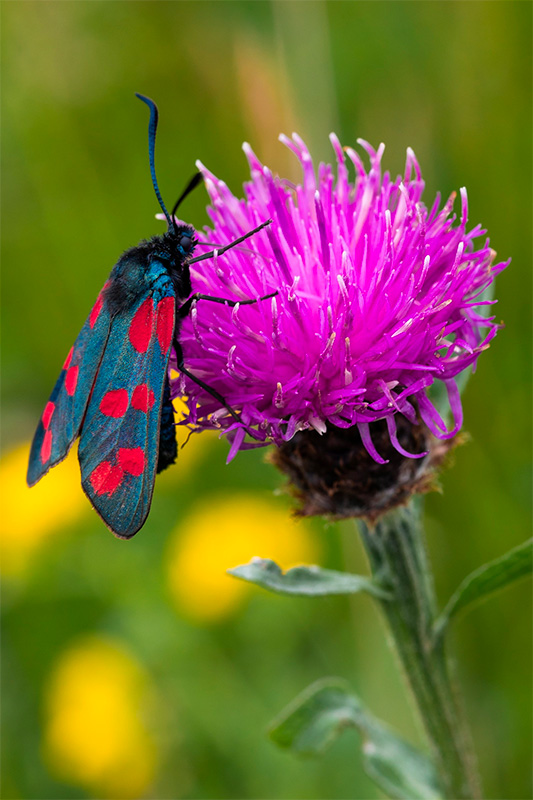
[156, 392, 216, 487]
[0, 442, 86, 576]
[43, 636, 157, 800]
[166, 493, 319, 622]
[173, 392, 214, 466]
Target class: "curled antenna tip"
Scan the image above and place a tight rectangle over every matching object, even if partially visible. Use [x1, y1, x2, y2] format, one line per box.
[135, 92, 155, 108]
[136, 92, 172, 229]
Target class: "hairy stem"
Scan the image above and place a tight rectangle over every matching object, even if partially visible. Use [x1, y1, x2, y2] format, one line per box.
[358, 502, 482, 799]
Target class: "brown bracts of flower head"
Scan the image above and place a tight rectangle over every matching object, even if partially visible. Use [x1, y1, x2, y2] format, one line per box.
[268, 415, 460, 523]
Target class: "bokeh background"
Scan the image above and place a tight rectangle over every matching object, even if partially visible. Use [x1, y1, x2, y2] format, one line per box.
[2, 2, 531, 798]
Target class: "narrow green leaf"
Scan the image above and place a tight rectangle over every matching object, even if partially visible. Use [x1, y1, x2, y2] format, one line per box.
[269, 678, 442, 800]
[434, 538, 532, 641]
[227, 558, 391, 600]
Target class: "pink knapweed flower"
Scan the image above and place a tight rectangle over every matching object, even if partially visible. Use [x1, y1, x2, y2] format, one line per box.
[170, 134, 507, 464]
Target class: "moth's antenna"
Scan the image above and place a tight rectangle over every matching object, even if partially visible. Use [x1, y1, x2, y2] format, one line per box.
[171, 173, 203, 221]
[135, 93, 173, 230]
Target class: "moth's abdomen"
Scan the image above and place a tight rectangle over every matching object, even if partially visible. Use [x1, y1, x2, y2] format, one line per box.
[157, 379, 178, 473]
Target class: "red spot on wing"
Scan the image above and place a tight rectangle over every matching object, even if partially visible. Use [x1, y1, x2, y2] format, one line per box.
[42, 401, 55, 430]
[65, 365, 79, 396]
[156, 296, 175, 353]
[118, 447, 145, 476]
[89, 294, 104, 328]
[89, 461, 123, 496]
[63, 347, 74, 370]
[131, 384, 156, 412]
[129, 297, 154, 353]
[40, 430, 52, 463]
[100, 389, 129, 417]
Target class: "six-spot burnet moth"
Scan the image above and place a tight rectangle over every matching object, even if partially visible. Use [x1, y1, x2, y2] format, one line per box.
[27, 94, 273, 539]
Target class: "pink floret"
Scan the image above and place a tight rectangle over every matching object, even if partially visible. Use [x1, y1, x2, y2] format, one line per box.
[170, 134, 508, 462]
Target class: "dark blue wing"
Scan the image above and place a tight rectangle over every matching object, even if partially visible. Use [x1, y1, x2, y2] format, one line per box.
[27, 286, 112, 486]
[78, 268, 176, 538]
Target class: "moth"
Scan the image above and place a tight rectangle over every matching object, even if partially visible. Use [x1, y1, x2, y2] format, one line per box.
[27, 94, 272, 538]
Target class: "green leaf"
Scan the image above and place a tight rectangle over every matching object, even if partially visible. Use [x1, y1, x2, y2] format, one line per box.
[434, 538, 532, 641]
[227, 558, 391, 600]
[269, 678, 442, 800]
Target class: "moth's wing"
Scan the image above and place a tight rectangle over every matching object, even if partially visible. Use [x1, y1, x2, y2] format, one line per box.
[27, 286, 112, 486]
[78, 271, 176, 539]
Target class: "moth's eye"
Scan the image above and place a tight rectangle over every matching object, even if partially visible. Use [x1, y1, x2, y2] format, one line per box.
[179, 235, 193, 254]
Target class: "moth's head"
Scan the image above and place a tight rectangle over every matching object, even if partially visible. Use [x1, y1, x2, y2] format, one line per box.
[170, 224, 197, 257]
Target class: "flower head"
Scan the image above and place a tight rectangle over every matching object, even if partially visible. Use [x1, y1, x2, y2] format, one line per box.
[171, 134, 507, 468]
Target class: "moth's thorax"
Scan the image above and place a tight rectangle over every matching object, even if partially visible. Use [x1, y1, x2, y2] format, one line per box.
[104, 227, 196, 317]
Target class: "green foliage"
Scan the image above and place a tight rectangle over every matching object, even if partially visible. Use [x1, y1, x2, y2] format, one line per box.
[269, 678, 442, 800]
[434, 538, 532, 642]
[228, 558, 391, 599]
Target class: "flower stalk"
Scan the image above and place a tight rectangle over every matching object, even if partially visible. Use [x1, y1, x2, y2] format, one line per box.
[358, 502, 482, 799]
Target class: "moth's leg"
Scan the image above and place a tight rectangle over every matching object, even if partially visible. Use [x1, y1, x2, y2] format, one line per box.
[173, 338, 260, 440]
[188, 220, 272, 265]
[177, 290, 276, 320]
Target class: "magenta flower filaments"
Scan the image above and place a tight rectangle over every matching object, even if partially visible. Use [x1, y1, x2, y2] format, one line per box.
[171, 134, 507, 464]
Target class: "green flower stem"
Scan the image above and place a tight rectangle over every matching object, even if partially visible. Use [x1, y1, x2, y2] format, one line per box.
[358, 502, 482, 800]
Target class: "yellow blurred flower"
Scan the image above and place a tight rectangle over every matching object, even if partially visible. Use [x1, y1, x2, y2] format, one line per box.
[43, 636, 157, 799]
[172, 392, 215, 459]
[0, 442, 86, 576]
[155, 391, 215, 486]
[166, 493, 319, 622]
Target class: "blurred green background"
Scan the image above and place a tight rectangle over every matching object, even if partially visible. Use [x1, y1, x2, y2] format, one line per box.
[2, 2, 531, 798]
